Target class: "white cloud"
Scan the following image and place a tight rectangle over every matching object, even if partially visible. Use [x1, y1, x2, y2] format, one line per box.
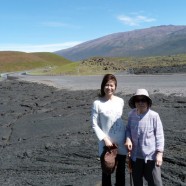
[0, 41, 83, 53]
[117, 14, 156, 26]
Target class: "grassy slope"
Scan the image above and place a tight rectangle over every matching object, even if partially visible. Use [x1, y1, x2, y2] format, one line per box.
[0, 51, 77, 74]
[119, 55, 186, 71]
[29, 52, 79, 75]
[0, 51, 186, 75]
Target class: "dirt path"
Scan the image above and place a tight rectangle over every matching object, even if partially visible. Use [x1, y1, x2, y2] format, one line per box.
[8, 73, 186, 96]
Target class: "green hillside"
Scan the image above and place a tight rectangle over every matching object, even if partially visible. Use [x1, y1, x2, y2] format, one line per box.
[78, 54, 186, 75]
[0, 51, 77, 74]
[0, 51, 186, 75]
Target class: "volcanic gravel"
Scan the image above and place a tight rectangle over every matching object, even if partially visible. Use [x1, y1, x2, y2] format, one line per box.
[0, 80, 185, 186]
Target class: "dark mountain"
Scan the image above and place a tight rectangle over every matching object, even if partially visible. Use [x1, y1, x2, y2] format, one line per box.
[54, 25, 186, 61]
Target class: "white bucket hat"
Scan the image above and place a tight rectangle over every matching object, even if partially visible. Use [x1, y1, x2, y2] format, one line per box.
[128, 88, 152, 109]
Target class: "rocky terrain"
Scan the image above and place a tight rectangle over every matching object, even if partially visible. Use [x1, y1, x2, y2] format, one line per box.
[0, 79, 185, 185]
[80, 57, 186, 75]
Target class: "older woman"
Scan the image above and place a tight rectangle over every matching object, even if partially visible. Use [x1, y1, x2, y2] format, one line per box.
[125, 89, 164, 186]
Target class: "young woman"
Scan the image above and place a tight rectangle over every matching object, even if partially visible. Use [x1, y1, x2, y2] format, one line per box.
[125, 89, 164, 186]
[91, 74, 127, 186]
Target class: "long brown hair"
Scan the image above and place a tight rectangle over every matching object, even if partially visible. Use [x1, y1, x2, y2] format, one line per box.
[99, 74, 117, 97]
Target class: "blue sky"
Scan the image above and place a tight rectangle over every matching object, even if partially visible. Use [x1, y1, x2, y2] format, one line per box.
[0, 0, 185, 52]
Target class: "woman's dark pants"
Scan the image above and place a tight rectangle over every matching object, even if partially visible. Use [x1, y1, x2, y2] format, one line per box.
[131, 158, 163, 186]
[102, 154, 126, 186]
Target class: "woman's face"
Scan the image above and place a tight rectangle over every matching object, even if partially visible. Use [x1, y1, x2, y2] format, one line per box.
[104, 80, 116, 97]
[134, 96, 148, 113]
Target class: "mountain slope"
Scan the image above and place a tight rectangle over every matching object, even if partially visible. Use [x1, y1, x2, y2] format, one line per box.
[55, 25, 186, 61]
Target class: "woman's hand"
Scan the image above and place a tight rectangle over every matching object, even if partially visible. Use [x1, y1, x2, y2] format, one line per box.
[103, 136, 113, 147]
[156, 152, 163, 166]
[125, 138, 133, 151]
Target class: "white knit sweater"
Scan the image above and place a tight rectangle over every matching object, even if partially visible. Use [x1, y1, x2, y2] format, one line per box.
[91, 96, 127, 156]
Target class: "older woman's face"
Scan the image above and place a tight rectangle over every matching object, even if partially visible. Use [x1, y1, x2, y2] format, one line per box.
[134, 96, 149, 113]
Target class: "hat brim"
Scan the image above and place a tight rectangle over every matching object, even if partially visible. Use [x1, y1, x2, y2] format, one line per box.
[128, 95, 152, 109]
